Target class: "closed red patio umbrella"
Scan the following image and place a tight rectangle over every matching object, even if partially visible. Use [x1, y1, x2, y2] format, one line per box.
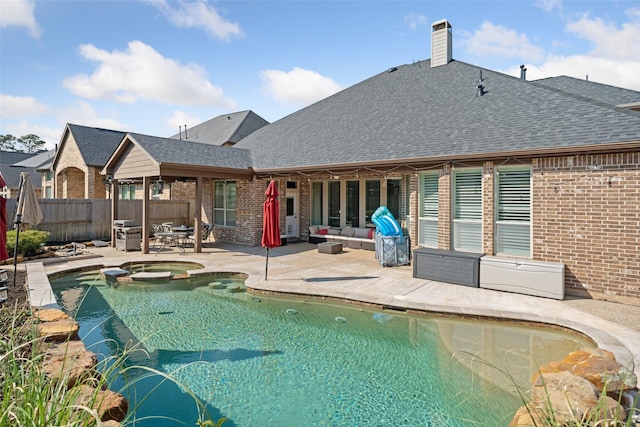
[0, 173, 8, 261]
[261, 180, 281, 280]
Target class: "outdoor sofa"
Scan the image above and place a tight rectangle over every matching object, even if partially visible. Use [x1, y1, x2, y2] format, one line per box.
[308, 225, 375, 250]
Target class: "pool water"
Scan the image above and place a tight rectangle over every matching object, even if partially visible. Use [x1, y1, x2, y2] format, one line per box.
[50, 270, 593, 426]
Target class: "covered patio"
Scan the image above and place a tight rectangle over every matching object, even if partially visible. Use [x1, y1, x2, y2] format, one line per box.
[101, 132, 255, 254]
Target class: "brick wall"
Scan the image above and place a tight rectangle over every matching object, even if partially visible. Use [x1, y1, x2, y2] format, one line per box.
[482, 161, 495, 255]
[533, 153, 640, 300]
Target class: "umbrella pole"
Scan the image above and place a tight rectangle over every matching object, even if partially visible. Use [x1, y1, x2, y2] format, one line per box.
[265, 247, 269, 280]
[12, 216, 21, 287]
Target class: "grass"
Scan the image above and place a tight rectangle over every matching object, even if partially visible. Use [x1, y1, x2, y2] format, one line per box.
[0, 299, 226, 426]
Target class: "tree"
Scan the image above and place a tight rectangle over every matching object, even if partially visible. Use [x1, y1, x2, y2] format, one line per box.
[0, 134, 17, 151]
[17, 134, 46, 153]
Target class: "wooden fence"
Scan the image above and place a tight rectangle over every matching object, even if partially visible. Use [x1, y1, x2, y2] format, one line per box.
[5, 199, 192, 243]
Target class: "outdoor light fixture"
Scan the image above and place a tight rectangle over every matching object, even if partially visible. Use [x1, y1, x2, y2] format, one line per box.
[102, 175, 113, 185]
[155, 177, 164, 194]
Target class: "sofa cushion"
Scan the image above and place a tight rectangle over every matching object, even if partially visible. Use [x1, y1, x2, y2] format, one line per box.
[354, 228, 370, 238]
[340, 228, 355, 237]
[328, 228, 341, 235]
[309, 225, 319, 234]
[368, 228, 375, 239]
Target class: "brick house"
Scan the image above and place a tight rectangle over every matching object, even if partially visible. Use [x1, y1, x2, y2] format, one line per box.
[103, 20, 640, 303]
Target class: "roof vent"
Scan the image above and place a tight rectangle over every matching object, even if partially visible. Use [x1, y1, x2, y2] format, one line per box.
[431, 19, 452, 67]
[476, 70, 486, 97]
[520, 64, 527, 80]
[388, 67, 398, 73]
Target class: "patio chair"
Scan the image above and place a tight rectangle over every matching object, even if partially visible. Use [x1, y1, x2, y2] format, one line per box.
[185, 223, 213, 247]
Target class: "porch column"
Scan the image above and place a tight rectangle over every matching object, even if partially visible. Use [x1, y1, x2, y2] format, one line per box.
[142, 177, 150, 254]
[110, 179, 119, 248]
[195, 176, 203, 253]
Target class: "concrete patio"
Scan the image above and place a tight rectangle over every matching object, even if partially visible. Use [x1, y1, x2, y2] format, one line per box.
[28, 240, 640, 387]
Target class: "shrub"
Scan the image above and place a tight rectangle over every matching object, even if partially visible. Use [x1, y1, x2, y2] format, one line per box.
[5, 229, 50, 257]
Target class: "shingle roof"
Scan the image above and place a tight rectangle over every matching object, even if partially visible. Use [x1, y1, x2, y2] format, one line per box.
[234, 60, 640, 171]
[169, 110, 269, 146]
[11, 150, 55, 170]
[66, 124, 126, 167]
[532, 76, 640, 106]
[0, 151, 41, 188]
[128, 133, 254, 170]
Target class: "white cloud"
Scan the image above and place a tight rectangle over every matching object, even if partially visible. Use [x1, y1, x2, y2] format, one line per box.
[58, 100, 130, 131]
[0, 0, 41, 38]
[4, 120, 61, 150]
[260, 67, 343, 106]
[0, 94, 50, 119]
[566, 14, 640, 60]
[62, 41, 238, 109]
[145, 0, 242, 40]
[534, 0, 563, 13]
[167, 110, 202, 135]
[510, 55, 640, 91]
[404, 12, 427, 31]
[459, 21, 546, 62]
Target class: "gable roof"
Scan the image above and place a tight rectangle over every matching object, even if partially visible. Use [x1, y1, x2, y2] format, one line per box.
[169, 110, 269, 146]
[532, 75, 640, 108]
[235, 60, 640, 171]
[52, 124, 126, 170]
[103, 132, 254, 179]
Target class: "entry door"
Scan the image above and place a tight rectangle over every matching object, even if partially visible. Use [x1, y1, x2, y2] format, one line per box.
[286, 192, 299, 238]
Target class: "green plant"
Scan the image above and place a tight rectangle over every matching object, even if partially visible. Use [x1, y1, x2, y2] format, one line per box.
[0, 301, 226, 426]
[5, 229, 50, 257]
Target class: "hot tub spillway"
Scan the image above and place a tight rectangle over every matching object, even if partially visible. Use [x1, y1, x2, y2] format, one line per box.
[99, 268, 129, 287]
[99, 268, 174, 287]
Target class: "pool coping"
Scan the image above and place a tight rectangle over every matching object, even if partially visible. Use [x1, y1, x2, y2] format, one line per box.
[27, 245, 640, 389]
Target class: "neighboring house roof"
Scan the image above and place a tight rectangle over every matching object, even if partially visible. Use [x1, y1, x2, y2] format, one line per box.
[52, 124, 126, 170]
[0, 151, 41, 188]
[532, 75, 640, 108]
[11, 150, 56, 171]
[234, 60, 640, 171]
[169, 110, 269, 146]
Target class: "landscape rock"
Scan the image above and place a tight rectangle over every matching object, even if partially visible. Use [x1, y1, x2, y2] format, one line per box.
[42, 340, 99, 388]
[36, 319, 79, 341]
[34, 308, 69, 322]
[72, 384, 129, 422]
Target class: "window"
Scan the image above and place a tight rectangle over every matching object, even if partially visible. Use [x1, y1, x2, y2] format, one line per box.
[495, 166, 531, 257]
[328, 181, 341, 227]
[419, 173, 439, 247]
[45, 171, 54, 182]
[44, 186, 53, 199]
[452, 169, 482, 252]
[365, 180, 380, 227]
[346, 180, 360, 227]
[386, 179, 401, 220]
[214, 181, 236, 227]
[310, 182, 323, 225]
[119, 184, 136, 200]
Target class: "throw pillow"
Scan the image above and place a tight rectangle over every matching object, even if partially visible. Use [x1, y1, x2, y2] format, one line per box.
[318, 229, 328, 235]
[354, 228, 369, 238]
[368, 228, 375, 239]
[309, 225, 319, 234]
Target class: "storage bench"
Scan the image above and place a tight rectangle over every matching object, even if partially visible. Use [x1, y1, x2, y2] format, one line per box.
[413, 248, 483, 287]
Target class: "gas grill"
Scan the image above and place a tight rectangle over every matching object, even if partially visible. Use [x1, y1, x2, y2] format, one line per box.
[113, 219, 142, 251]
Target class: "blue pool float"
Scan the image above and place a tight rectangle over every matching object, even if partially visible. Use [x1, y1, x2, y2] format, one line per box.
[371, 206, 402, 236]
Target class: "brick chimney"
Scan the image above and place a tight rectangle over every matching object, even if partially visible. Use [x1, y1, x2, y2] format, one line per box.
[431, 19, 452, 67]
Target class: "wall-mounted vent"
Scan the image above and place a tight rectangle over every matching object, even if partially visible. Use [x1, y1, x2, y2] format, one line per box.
[431, 19, 452, 68]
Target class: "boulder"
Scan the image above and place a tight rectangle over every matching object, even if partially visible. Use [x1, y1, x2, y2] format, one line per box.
[36, 319, 79, 341]
[42, 340, 99, 388]
[535, 348, 637, 391]
[72, 384, 129, 422]
[529, 371, 625, 424]
[34, 308, 69, 322]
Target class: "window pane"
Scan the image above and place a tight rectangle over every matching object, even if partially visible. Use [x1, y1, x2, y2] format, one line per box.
[214, 210, 224, 225]
[421, 174, 438, 218]
[454, 171, 482, 220]
[311, 182, 323, 225]
[419, 218, 438, 247]
[226, 182, 236, 209]
[453, 221, 482, 252]
[496, 167, 531, 256]
[496, 223, 530, 256]
[215, 182, 225, 208]
[346, 180, 359, 227]
[286, 197, 294, 216]
[365, 180, 380, 226]
[386, 179, 401, 220]
[226, 210, 236, 227]
[328, 181, 340, 227]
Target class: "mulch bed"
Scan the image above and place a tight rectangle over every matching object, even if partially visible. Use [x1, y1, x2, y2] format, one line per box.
[1, 268, 28, 308]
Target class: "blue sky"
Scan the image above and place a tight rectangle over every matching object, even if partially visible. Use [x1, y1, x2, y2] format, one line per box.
[1, 0, 639, 150]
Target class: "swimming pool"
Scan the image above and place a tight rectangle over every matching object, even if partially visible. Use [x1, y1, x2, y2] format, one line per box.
[50, 269, 593, 426]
